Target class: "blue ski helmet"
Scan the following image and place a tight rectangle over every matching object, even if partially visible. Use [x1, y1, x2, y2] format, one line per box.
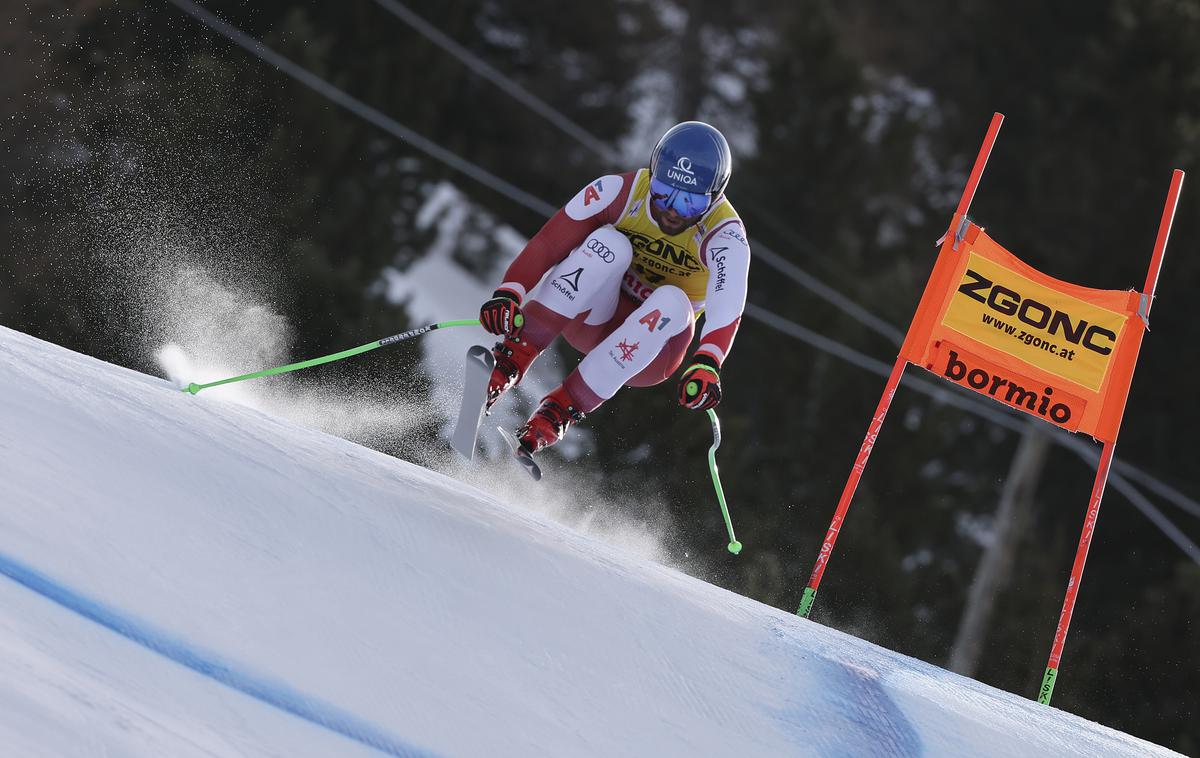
[650, 121, 732, 200]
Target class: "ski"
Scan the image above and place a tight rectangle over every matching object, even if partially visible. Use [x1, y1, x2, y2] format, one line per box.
[497, 425, 542, 481]
[450, 345, 494, 460]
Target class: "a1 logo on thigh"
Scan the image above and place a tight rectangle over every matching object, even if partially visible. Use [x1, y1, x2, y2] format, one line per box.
[638, 309, 671, 333]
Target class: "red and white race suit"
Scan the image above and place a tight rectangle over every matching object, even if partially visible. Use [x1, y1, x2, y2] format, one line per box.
[497, 169, 750, 411]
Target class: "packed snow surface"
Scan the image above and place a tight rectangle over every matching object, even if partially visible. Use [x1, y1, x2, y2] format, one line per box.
[0, 326, 1179, 757]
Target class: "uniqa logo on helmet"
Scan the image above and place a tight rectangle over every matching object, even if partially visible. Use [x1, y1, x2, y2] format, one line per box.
[651, 120, 733, 197]
[666, 156, 699, 187]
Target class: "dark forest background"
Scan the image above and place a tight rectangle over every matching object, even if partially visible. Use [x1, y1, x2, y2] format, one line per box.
[4, 1, 1199, 752]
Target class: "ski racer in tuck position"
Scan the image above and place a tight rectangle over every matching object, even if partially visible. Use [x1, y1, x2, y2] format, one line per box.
[479, 121, 751, 461]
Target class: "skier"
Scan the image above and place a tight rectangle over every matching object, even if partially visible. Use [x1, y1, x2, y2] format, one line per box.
[479, 121, 750, 461]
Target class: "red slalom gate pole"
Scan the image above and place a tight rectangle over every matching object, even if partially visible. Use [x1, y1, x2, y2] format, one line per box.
[796, 112, 1004, 619]
[797, 357, 905, 617]
[954, 113, 1005, 219]
[1037, 169, 1184, 705]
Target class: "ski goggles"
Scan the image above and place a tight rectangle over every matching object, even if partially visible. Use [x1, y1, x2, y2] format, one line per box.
[649, 177, 713, 219]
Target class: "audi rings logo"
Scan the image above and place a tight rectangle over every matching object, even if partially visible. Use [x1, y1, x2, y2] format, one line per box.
[586, 238, 616, 263]
[675, 156, 694, 174]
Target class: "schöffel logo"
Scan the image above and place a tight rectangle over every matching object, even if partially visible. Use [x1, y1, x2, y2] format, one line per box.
[957, 269, 1117, 356]
[551, 267, 583, 301]
[708, 246, 728, 292]
[667, 155, 699, 187]
[557, 268, 583, 292]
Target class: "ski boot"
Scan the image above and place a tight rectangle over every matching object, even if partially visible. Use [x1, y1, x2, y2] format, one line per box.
[487, 334, 542, 411]
[515, 385, 586, 455]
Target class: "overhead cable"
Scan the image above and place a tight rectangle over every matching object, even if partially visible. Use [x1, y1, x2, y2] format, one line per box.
[372, 0, 906, 347]
[169, 1, 1200, 560]
[380, 0, 1200, 532]
[167, 0, 556, 217]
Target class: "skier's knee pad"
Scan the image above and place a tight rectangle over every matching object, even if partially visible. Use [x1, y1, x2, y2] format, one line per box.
[640, 285, 694, 334]
[581, 225, 633, 272]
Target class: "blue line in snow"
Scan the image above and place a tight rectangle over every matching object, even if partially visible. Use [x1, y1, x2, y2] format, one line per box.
[0, 551, 437, 758]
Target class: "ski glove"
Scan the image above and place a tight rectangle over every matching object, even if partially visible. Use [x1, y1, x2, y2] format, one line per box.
[678, 354, 722, 411]
[480, 289, 524, 336]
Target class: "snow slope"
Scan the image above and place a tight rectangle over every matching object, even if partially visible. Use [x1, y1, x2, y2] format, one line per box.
[0, 325, 1180, 758]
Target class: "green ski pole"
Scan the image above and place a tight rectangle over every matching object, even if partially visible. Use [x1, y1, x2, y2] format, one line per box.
[181, 318, 480, 395]
[706, 408, 742, 555]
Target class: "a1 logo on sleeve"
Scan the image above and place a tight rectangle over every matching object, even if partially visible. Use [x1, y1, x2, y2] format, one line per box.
[565, 175, 624, 220]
